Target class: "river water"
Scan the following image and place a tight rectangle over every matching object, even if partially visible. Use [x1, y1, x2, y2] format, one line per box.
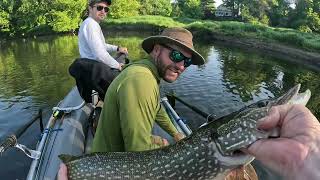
[0, 32, 319, 179]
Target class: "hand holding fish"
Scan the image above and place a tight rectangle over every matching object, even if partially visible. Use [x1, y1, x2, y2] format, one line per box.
[58, 164, 68, 180]
[246, 104, 320, 180]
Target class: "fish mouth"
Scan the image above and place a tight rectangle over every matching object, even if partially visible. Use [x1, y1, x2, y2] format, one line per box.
[210, 141, 254, 166]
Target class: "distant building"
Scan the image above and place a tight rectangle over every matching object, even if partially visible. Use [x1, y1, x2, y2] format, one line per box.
[215, 5, 232, 17]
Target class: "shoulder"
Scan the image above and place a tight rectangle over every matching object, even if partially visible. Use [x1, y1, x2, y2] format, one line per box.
[118, 66, 158, 89]
[81, 17, 100, 30]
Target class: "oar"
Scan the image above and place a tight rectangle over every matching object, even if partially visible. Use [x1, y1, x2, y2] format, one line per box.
[166, 93, 271, 123]
[166, 93, 217, 122]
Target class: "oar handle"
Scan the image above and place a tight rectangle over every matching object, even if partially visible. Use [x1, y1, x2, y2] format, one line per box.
[0, 135, 17, 153]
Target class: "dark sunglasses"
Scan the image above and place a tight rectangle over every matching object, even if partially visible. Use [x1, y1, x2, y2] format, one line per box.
[160, 44, 192, 67]
[94, 5, 109, 13]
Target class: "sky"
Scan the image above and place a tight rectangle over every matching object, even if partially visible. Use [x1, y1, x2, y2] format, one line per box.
[215, 0, 223, 7]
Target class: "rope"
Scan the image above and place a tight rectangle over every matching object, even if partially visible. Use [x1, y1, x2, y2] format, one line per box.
[52, 101, 85, 113]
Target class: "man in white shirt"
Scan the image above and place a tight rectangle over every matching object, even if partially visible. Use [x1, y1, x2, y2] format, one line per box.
[78, 0, 128, 70]
[70, 0, 128, 103]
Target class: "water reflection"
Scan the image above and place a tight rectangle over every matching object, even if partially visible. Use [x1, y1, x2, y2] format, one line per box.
[0, 34, 319, 179]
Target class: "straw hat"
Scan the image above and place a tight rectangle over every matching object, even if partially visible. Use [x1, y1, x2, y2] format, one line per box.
[142, 27, 205, 65]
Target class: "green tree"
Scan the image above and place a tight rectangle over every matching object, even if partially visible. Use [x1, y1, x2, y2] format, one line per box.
[109, 0, 140, 18]
[289, 0, 320, 33]
[171, 1, 183, 17]
[139, 0, 172, 16]
[201, 0, 216, 19]
[236, 0, 276, 25]
[46, 0, 87, 32]
[177, 0, 204, 19]
[14, 0, 47, 33]
[0, 10, 10, 33]
[268, 0, 291, 27]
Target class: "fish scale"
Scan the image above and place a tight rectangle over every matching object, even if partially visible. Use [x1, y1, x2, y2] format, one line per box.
[60, 84, 311, 180]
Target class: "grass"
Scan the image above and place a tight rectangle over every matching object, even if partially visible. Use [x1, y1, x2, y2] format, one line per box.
[103, 15, 184, 31]
[105, 16, 320, 52]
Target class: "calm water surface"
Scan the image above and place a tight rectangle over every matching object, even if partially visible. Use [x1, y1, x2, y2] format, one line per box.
[0, 33, 319, 179]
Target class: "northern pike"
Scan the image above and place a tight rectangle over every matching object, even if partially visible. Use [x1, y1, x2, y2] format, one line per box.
[60, 84, 311, 180]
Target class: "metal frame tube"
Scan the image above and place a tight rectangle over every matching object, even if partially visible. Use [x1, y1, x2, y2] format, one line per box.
[161, 97, 192, 136]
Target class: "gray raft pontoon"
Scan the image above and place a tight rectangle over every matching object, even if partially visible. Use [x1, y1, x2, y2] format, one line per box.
[26, 87, 191, 180]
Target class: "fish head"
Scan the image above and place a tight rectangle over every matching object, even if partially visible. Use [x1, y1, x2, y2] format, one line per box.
[207, 84, 311, 165]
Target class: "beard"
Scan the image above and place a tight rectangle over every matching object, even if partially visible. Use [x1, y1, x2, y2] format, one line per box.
[155, 56, 180, 83]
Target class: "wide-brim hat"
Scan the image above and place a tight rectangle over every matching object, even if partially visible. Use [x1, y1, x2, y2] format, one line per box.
[142, 27, 205, 65]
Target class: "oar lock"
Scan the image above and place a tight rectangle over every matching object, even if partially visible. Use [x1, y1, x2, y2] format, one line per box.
[0, 135, 41, 159]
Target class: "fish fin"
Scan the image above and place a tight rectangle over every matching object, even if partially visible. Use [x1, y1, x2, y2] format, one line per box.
[59, 154, 77, 163]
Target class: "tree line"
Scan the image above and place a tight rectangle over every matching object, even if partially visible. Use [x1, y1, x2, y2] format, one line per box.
[0, 0, 319, 38]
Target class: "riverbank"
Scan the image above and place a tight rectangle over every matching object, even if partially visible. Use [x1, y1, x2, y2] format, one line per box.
[189, 29, 320, 70]
[104, 15, 320, 69]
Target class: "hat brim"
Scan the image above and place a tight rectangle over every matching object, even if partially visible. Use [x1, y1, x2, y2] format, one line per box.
[142, 36, 205, 65]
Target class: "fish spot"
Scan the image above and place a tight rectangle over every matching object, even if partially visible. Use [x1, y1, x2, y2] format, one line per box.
[199, 158, 205, 163]
[187, 159, 194, 165]
[169, 172, 176, 177]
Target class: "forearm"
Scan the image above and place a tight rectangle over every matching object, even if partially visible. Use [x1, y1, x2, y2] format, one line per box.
[105, 43, 118, 52]
[94, 49, 120, 68]
[155, 106, 179, 137]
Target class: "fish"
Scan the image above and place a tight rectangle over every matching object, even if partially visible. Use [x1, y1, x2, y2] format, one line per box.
[59, 84, 311, 180]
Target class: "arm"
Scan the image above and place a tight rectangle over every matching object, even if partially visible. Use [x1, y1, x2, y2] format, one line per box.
[247, 104, 320, 180]
[84, 21, 120, 69]
[105, 43, 128, 55]
[118, 73, 162, 151]
[155, 105, 179, 137]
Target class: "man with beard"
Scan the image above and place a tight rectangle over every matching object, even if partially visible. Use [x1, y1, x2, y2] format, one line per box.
[91, 27, 205, 152]
[59, 28, 260, 180]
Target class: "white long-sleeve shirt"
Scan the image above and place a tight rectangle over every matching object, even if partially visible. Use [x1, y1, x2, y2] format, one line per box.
[78, 17, 119, 68]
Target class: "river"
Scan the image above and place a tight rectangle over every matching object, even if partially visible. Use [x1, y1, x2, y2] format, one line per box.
[0, 32, 319, 179]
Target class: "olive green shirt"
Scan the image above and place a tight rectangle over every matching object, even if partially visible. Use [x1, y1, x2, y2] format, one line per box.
[92, 59, 178, 152]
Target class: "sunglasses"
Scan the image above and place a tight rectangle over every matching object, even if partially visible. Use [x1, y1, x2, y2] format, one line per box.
[160, 44, 192, 67]
[94, 5, 109, 13]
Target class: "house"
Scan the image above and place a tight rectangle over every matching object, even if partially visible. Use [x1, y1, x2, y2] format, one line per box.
[215, 5, 233, 17]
